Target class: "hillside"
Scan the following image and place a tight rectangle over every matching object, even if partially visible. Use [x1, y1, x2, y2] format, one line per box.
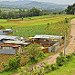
[0, 0, 68, 9]
[45, 55, 75, 75]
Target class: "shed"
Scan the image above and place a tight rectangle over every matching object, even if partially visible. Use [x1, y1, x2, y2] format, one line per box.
[0, 44, 23, 54]
[0, 29, 13, 35]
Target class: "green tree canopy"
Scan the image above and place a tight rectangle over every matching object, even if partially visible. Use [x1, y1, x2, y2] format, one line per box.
[24, 43, 41, 61]
[65, 3, 75, 14]
[29, 8, 43, 16]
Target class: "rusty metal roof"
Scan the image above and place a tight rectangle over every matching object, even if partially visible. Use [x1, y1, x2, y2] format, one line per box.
[1, 44, 21, 47]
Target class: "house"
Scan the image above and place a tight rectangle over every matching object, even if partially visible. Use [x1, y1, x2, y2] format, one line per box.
[33, 35, 63, 47]
[0, 35, 24, 46]
[0, 29, 13, 35]
[0, 35, 23, 43]
[0, 44, 22, 54]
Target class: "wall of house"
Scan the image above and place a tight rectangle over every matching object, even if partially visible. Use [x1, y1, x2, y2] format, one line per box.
[48, 40, 62, 52]
[0, 49, 16, 54]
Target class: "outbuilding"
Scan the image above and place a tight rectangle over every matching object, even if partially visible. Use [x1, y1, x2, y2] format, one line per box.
[0, 44, 22, 54]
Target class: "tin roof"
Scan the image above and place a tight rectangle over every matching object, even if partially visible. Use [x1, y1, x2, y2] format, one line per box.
[33, 35, 63, 39]
[4, 40, 25, 44]
[0, 35, 7, 40]
[0, 35, 23, 40]
[22, 42, 30, 45]
[1, 44, 21, 47]
[4, 36, 18, 40]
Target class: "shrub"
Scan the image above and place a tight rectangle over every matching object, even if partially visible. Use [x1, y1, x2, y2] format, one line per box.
[36, 68, 44, 75]
[44, 64, 51, 73]
[72, 52, 75, 55]
[50, 63, 58, 71]
[66, 54, 72, 61]
[56, 56, 67, 66]
[1, 62, 8, 70]
[8, 57, 17, 70]
[16, 54, 21, 67]
[65, 18, 69, 23]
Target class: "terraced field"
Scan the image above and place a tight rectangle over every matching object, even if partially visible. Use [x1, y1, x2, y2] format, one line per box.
[0, 15, 74, 38]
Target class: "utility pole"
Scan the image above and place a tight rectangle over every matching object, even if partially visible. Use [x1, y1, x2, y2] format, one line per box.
[64, 32, 66, 56]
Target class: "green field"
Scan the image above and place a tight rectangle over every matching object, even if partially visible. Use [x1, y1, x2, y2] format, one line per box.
[0, 15, 74, 38]
[0, 19, 7, 22]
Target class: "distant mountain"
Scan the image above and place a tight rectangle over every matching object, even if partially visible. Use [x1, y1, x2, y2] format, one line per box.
[0, 0, 68, 9]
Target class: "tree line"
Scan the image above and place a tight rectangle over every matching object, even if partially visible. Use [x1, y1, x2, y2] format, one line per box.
[0, 8, 43, 19]
[0, 7, 65, 19]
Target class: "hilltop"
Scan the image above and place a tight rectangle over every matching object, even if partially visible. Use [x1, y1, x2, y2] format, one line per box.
[0, 0, 68, 10]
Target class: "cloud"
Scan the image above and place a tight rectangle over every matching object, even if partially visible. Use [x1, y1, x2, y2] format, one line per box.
[32, 0, 75, 4]
[0, 0, 75, 4]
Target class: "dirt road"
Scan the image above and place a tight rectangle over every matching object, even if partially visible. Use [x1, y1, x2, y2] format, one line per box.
[13, 19, 75, 75]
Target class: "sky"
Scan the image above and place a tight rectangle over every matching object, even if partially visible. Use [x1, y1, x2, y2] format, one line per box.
[0, 0, 75, 5]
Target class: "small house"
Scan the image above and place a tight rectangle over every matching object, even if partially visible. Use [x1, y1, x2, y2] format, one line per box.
[0, 35, 23, 43]
[33, 35, 63, 47]
[0, 29, 13, 35]
[0, 44, 22, 54]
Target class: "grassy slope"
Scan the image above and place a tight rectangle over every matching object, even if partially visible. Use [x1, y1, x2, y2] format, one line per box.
[45, 56, 75, 75]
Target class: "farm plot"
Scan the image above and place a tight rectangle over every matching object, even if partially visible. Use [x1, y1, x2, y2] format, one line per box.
[0, 15, 73, 38]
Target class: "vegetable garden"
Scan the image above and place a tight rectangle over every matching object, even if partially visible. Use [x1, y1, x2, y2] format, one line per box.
[0, 15, 74, 38]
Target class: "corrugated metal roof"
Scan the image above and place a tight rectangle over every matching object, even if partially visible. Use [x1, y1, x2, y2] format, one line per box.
[33, 35, 63, 39]
[4, 40, 25, 44]
[22, 42, 30, 45]
[4, 36, 18, 40]
[1, 44, 21, 47]
[0, 35, 23, 40]
[0, 49, 15, 54]
[0, 35, 7, 40]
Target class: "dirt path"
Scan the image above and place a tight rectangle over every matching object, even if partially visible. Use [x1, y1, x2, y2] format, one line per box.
[13, 19, 75, 75]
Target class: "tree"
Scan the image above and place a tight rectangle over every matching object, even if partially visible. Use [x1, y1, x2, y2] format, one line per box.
[1, 12, 7, 19]
[24, 43, 41, 61]
[65, 3, 75, 14]
[53, 12, 57, 15]
[2, 54, 21, 70]
[29, 8, 43, 16]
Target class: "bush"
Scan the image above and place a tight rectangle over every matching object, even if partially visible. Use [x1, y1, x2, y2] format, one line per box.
[66, 54, 72, 61]
[72, 52, 75, 55]
[56, 56, 67, 66]
[65, 18, 69, 23]
[2, 54, 21, 71]
[44, 64, 51, 73]
[16, 54, 21, 67]
[50, 63, 58, 71]
[9, 57, 17, 70]
[1, 62, 8, 70]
